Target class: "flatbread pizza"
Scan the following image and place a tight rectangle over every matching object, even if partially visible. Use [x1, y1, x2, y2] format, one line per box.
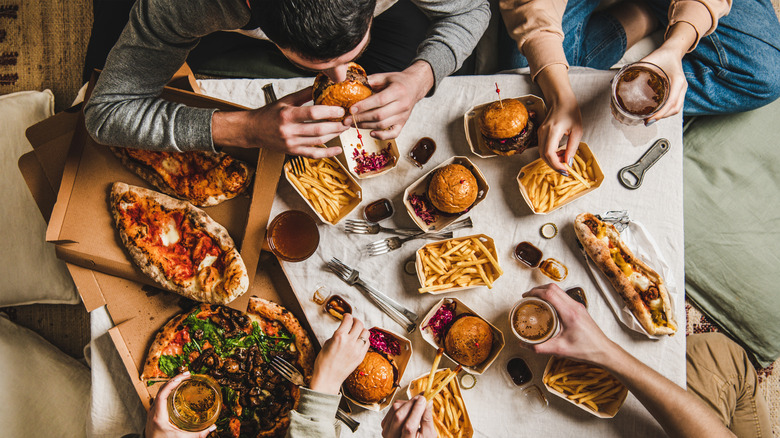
[110, 147, 253, 207]
[142, 298, 315, 437]
[110, 182, 248, 304]
[574, 212, 677, 336]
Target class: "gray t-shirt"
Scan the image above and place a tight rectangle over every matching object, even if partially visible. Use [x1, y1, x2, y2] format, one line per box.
[84, 0, 490, 152]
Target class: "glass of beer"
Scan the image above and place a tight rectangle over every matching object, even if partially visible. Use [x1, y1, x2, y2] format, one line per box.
[510, 297, 560, 344]
[167, 374, 222, 431]
[266, 210, 320, 262]
[611, 61, 670, 125]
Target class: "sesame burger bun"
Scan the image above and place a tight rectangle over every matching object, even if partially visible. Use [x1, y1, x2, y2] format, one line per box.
[444, 315, 493, 367]
[343, 351, 397, 404]
[478, 99, 536, 156]
[427, 164, 478, 214]
[313, 62, 373, 117]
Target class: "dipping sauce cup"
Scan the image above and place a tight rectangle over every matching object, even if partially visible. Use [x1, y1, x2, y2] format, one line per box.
[510, 297, 560, 345]
[267, 210, 320, 262]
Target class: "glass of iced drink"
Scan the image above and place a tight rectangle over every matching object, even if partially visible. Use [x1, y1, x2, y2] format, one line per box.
[611, 62, 670, 125]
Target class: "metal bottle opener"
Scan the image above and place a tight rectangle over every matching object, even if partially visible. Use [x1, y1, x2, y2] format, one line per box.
[618, 138, 670, 189]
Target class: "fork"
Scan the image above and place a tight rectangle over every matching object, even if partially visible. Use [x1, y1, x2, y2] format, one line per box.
[365, 231, 453, 256]
[326, 258, 418, 333]
[343, 220, 421, 236]
[270, 356, 359, 432]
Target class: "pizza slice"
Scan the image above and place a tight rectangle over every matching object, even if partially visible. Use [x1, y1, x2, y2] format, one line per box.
[574, 212, 677, 336]
[110, 147, 254, 207]
[110, 182, 248, 304]
[142, 299, 315, 437]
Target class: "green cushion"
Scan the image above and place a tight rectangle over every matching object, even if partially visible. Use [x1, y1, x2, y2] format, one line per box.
[684, 98, 780, 367]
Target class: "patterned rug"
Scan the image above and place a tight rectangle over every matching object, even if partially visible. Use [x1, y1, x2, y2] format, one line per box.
[686, 301, 780, 436]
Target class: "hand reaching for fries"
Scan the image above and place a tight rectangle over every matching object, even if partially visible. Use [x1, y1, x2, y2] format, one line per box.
[381, 396, 437, 438]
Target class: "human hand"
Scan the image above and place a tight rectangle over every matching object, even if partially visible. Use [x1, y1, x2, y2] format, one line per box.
[144, 372, 216, 438]
[308, 313, 371, 395]
[534, 64, 582, 175]
[213, 86, 346, 158]
[521, 284, 615, 364]
[381, 395, 437, 438]
[346, 61, 434, 140]
[639, 50, 686, 125]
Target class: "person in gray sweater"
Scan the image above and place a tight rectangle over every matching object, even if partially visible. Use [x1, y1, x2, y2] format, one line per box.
[83, 0, 489, 159]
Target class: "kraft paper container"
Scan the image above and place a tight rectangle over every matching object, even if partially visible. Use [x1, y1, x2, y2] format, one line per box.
[406, 369, 474, 438]
[415, 234, 501, 295]
[418, 297, 505, 375]
[517, 142, 604, 215]
[464, 95, 547, 159]
[403, 156, 489, 232]
[327, 127, 400, 179]
[342, 327, 412, 411]
[283, 158, 362, 225]
[542, 356, 628, 418]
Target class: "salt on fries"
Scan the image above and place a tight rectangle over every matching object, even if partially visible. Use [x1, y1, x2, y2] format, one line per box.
[285, 157, 359, 224]
[543, 357, 627, 415]
[519, 149, 598, 213]
[417, 235, 502, 293]
[410, 354, 470, 438]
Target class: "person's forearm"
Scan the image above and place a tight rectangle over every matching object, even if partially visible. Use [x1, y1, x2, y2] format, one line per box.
[404, 60, 435, 102]
[212, 110, 254, 149]
[535, 64, 574, 107]
[659, 22, 698, 58]
[599, 342, 735, 438]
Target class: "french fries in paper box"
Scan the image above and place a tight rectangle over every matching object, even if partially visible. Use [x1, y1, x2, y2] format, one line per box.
[517, 142, 604, 215]
[407, 369, 474, 438]
[326, 127, 400, 179]
[542, 356, 628, 418]
[341, 327, 412, 412]
[416, 234, 502, 294]
[403, 156, 489, 233]
[284, 157, 362, 225]
[464, 95, 547, 159]
[419, 298, 505, 375]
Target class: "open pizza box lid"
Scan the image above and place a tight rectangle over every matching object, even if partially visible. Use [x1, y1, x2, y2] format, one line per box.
[39, 71, 284, 294]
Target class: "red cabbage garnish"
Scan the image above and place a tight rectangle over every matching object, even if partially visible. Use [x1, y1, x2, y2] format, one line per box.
[408, 193, 437, 225]
[369, 328, 401, 356]
[352, 145, 393, 174]
[422, 300, 456, 343]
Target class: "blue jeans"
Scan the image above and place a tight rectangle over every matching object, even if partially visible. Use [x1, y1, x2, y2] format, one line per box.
[498, 0, 780, 115]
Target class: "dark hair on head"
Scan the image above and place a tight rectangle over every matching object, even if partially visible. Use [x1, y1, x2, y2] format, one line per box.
[257, 0, 376, 61]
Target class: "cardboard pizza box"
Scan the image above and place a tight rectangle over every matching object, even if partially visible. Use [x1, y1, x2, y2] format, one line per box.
[37, 73, 284, 294]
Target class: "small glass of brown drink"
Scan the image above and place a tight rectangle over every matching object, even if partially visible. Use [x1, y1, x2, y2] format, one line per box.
[267, 210, 320, 262]
[611, 62, 670, 125]
[510, 297, 560, 344]
[167, 374, 222, 432]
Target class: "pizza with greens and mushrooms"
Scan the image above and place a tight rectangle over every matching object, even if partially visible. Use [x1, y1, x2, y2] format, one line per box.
[142, 298, 314, 437]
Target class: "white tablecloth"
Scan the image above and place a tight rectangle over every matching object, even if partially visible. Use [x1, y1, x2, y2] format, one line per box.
[197, 68, 685, 437]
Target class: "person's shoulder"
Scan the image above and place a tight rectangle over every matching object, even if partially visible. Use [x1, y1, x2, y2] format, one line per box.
[145, 0, 251, 35]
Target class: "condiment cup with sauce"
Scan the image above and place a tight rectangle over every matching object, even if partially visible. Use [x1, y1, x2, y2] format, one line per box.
[509, 297, 560, 345]
[167, 374, 222, 432]
[514, 241, 568, 281]
[267, 210, 320, 262]
[364, 198, 394, 222]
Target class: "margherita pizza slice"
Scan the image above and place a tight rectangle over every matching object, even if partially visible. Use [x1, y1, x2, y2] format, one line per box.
[110, 182, 248, 304]
[142, 299, 315, 437]
[111, 147, 253, 207]
[574, 213, 677, 336]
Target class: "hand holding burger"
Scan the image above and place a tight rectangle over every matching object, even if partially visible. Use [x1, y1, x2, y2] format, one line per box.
[308, 314, 371, 395]
[313, 62, 374, 120]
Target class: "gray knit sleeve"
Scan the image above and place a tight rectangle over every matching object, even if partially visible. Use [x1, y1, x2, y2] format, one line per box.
[285, 388, 341, 438]
[83, 0, 249, 152]
[411, 0, 491, 93]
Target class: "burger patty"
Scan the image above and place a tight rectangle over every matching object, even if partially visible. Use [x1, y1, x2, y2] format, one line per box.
[483, 117, 536, 154]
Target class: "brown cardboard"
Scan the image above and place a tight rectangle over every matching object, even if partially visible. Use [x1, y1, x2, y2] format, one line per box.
[42, 84, 285, 294]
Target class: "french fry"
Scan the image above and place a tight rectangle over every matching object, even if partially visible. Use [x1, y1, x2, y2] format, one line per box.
[417, 236, 502, 293]
[543, 357, 626, 415]
[426, 349, 444, 395]
[520, 148, 598, 213]
[284, 157, 359, 224]
[414, 369, 470, 438]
